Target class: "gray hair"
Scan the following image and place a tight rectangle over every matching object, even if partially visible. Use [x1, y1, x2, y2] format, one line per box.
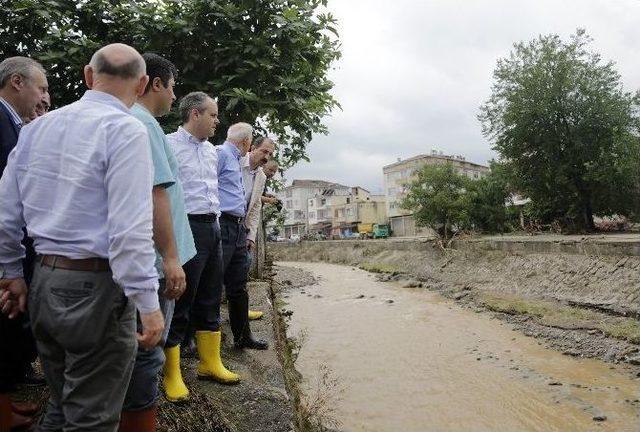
[179, 91, 213, 123]
[226, 122, 253, 143]
[0, 57, 45, 89]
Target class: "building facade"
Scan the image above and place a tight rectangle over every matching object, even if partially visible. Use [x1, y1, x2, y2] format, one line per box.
[330, 188, 387, 238]
[383, 151, 490, 237]
[277, 180, 350, 238]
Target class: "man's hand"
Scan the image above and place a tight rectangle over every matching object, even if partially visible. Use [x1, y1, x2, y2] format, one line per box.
[138, 309, 165, 349]
[0, 278, 27, 319]
[246, 239, 255, 252]
[162, 258, 186, 300]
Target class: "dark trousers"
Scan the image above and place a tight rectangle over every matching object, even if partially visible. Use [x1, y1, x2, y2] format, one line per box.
[219, 217, 250, 342]
[122, 280, 174, 411]
[166, 219, 223, 348]
[0, 235, 37, 393]
[29, 263, 136, 431]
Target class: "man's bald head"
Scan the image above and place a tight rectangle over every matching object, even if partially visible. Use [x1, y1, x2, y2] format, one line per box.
[89, 43, 145, 80]
[84, 43, 149, 108]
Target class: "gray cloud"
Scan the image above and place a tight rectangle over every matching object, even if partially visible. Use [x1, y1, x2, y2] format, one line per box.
[286, 0, 640, 193]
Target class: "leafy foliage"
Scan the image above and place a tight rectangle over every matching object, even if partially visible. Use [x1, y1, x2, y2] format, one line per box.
[479, 29, 640, 231]
[0, 0, 341, 168]
[465, 161, 512, 233]
[400, 163, 471, 241]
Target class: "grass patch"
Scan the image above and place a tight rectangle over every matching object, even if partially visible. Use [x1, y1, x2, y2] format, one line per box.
[358, 262, 399, 274]
[601, 320, 640, 344]
[481, 293, 640, 344]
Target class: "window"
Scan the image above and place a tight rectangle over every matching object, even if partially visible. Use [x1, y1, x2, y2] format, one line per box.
[294, 210, 304, 220]
[285, 200, 292, 209]
[388, 187, 396, 196]
[473, 172, 479, 179]
[308, 211, 315, 219]
[334, 210, 339, 218]
[321, 198, 327, 205]
[294, 200, 299, 207]
[346, 197, 351, 204]
[309, 200, 314, 207]
[285, 190, 292, 198]
[346, 208, 353, 217]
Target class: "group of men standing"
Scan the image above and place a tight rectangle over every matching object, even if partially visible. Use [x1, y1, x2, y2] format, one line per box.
[0, 43, 278, 431]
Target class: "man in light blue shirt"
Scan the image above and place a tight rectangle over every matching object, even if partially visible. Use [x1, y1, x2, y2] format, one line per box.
[0, 44, 164, 431]
[120, 53, 196, 431]
[218, 123, 268, 350]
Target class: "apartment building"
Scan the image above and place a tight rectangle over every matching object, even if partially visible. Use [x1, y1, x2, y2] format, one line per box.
[330, 188, 387, 238]
[277, 179, 350, 238]
[383, 151, 490, 236]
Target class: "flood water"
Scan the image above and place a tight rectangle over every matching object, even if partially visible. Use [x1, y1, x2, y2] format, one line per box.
[279, 262, 640, 432]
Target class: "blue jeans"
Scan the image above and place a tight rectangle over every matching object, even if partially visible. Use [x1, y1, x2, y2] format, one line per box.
[122, 280, 174, 411]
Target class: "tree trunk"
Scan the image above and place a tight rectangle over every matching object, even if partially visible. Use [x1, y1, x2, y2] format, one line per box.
[584, 200, 595, 232]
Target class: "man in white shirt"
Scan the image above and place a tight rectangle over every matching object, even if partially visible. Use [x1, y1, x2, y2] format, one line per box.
[163, 92, 239, 404]
[0, 44, 163, 431]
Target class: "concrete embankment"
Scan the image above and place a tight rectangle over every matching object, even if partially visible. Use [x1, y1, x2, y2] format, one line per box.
[270, 236, 640, 367]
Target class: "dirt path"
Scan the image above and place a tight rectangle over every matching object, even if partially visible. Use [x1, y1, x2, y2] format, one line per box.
[276, 262, 640, 432]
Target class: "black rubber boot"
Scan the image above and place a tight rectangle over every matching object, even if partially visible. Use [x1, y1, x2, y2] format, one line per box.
[228, 294, 268, 350]
[180, 323, 197, 359]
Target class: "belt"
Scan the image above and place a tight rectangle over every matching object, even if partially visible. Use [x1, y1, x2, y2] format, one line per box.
[220, 212, 244, 224]
[188, 213, 218, 223]
[39, 255, 110, 272]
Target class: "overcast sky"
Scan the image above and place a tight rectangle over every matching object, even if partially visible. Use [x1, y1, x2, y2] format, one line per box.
[284, 0, 640, 193]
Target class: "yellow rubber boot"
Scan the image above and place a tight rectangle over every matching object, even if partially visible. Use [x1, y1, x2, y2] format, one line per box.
[248, 310, 263, 320]
[196, 331, 241, 384]
[162, 346, 189, 402]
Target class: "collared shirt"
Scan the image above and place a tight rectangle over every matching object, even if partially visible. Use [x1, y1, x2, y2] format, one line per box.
[167, 127, 220, 215]
[241, 154, 257, 207]
[0, 90, 159, 313]
[131, 105, 196, 276]
[217, 141, 246, 217]
[0, 97, 23, 129]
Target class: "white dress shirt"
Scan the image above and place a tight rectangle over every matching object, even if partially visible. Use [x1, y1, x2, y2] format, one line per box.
[0, 90, 159, 313]
[167, 127, 220, 215]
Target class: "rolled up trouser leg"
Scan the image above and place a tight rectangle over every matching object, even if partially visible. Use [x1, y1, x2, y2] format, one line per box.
[29, 264, 137, 432]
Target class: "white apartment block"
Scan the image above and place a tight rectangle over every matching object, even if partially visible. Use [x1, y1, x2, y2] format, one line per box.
[383, 151, 490, 236]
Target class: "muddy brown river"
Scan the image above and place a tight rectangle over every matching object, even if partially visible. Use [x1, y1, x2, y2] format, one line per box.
[279, 262, 640, 432]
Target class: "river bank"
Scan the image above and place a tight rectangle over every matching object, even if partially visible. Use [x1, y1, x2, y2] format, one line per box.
[273, 261, 640, 431]
[270, 236, 640, 370]
[13, 279, 294, 432]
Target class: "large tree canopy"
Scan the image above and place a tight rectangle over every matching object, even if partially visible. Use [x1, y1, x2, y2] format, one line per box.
[0, 0, 341, 168]
[479, 29, 640, 231]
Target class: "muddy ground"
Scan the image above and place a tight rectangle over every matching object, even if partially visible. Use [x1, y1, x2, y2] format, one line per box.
[271, 239, 640, 376]
[13, 279, 294, 432]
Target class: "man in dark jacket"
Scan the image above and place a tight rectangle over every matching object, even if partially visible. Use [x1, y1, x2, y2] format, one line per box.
[0, 56, 48, 431]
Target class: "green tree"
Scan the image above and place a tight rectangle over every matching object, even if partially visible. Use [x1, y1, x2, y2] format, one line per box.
[0, 0, 340, 168]
[479, 29, 640, 231]
[466, 161, 512, 233]
[400, 163, 470, 243]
